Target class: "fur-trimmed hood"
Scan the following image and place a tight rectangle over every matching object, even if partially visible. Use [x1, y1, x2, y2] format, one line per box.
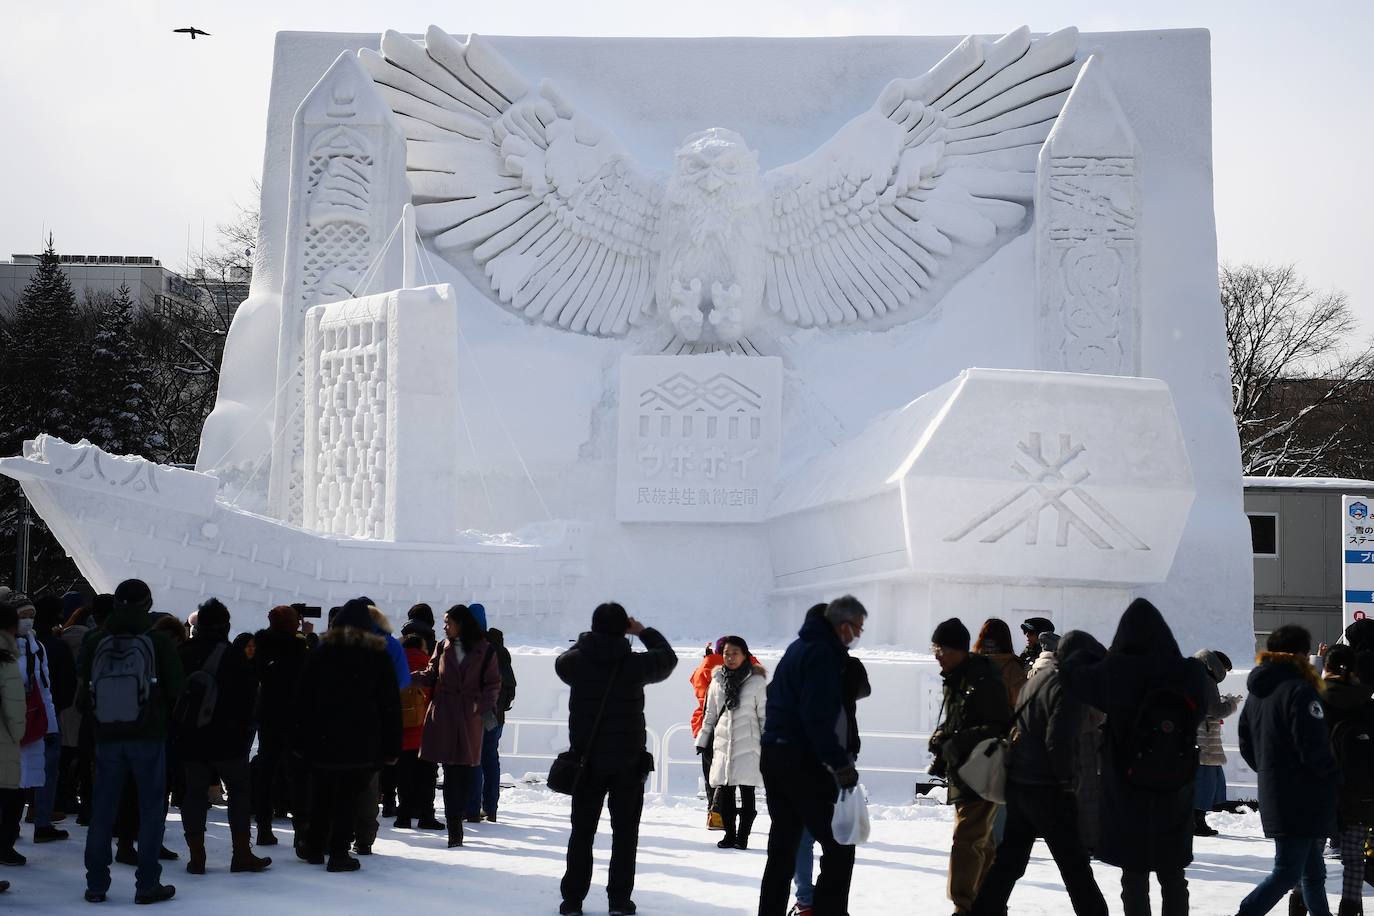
[322, 625, 388, 653]
[1249, 651, 1325, 698]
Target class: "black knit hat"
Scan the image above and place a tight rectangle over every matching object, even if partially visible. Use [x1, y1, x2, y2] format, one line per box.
[333, 598, 373, 631]
[114, 579, 153, 612]
[197, 597, 230, 632]
[931, 618, 971, 652]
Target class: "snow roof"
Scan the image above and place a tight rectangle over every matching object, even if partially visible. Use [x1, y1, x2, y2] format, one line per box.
[1243, 476, 1374, 491]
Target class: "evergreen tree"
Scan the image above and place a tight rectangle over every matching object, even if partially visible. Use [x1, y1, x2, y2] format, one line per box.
[86, 283, 161, 457]
[0, 234, 82, 452]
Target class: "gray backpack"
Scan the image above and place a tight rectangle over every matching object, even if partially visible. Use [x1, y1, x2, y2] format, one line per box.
[89, 632, 159, 738]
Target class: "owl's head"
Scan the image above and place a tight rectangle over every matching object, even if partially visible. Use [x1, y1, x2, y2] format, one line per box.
[668, 128, 760, 205]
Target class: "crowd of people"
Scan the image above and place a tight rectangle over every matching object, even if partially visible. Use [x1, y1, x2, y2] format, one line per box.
[1, 579, 1373, 915]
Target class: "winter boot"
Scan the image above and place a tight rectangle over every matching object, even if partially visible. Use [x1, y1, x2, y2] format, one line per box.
[394, 816, 413, 829]
[716, 807, 737, 849]
[1192, 810, 1218, 837]
[448, 819, 464, 848]
[416, 815, 446, 831]
[326, 853, 360, 873]
[114, 841, 138, 866]
[134, 884, 176, 905]
[230, 829, 272, 873]
[1339, 897, 1363, 916]
[256, 822, 278, 846]
[184, 834, 206, 875]
[1289, 891, 1308, 916]
[735, 811, 756, 850]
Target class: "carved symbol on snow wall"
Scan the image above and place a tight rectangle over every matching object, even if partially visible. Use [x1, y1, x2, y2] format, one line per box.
[945, 433, 1148, 550]
[1043, 157, 1138, 374]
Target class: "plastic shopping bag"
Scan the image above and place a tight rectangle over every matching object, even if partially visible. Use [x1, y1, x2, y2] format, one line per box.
[831, 784, 871, 846]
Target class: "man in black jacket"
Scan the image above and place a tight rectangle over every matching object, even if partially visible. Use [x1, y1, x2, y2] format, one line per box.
[1235, 625, 1340, 916]
[555, 603, 677, 916]
[174, 598, 270, 875]
[251, 605, 312, 847]
[971, 630, 1107, 916]
[758, 594, 868, 916]
[928, 618, 1012, 916]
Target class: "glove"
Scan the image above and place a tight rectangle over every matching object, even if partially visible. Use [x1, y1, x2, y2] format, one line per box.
[833, 764, 859, 789]
[695, 746, 705, 756]
[927, 756, 947, 779]
[482, 710, 498, 732]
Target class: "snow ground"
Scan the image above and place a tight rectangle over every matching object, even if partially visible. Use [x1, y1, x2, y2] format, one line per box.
[1, 783, 1333, 914]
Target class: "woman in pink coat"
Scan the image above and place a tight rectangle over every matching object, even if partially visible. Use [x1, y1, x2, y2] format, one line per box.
[410, 605, 501, 848]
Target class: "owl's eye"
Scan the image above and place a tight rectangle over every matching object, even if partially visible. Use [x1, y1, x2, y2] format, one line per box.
[686, 159, 706, 173]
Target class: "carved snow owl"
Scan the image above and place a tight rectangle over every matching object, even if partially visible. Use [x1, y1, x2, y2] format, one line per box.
[362, 25, 1082, 349]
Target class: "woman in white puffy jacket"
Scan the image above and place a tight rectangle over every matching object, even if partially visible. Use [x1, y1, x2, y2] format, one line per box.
[695, 635, 766, 850]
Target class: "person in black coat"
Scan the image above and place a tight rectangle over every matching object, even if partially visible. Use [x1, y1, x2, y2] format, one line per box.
[1058, 598, 1208, 916]
[251, 605, 313, 847]
[173, 598, 270, 875]
[554, 602, 677, 916]
[757, 595, 867, 916]
[292, 601, 401, 873]
[972, 630, 1108, 916]
[1322, 645, 1374, 915]
[1235, 625, 1340, 916]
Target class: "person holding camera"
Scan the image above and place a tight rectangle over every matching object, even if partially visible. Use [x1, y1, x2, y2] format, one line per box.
[555, 603, 677, 916]
[928, 618, 1012, 916]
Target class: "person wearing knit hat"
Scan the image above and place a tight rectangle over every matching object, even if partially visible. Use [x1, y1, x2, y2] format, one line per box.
[928, 616, 1012, 915]
[556, 605, 678, 915]
[250, 606, 311, 847]
[79, 578, 185, 904]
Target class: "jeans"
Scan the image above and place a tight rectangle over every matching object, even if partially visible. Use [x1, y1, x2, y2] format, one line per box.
[34, 733, 62, 827]
[794, 826, 815, 907]
[1193, 764, 1227, 812]
[758, 745, 855, 916]
[561, 762, 646, 907]
[85, 739, 167, 896]
[971, 784, 1107, 916]
[466, 724, 503, 817]
[1236, 836, 1332, 916]
[182, 757, 252, 835]
[1121, 868, 1189, 916]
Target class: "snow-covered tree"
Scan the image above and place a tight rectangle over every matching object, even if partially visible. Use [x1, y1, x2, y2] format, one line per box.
[85, 283, 162, 457]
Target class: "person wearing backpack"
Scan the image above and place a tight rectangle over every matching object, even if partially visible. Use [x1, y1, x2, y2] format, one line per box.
[408, 604, 501, 848]
[1235, 624, 1340, 916]
[0, 599, 28, 891]
[173, 597, 270, 876]
[1058, 598, 1208, 916]
[465, 618, 517, 823]
[1323, 645, 1374, 916]
[394, 634, 441, 830]
[556, 603, 677, 916]
[970, 629, 1109, 916]
[77, 578, 185, 905]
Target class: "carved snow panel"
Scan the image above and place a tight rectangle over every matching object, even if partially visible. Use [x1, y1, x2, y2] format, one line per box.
[616, 355, 782, 523]
[1036, 55, 1141, 377]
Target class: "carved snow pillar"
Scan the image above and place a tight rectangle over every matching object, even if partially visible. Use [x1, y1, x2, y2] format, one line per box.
[267, 52, 409, 525]
[1035, 55, 1141, 376]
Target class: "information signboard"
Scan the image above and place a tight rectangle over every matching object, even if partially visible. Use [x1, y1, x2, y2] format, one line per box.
[1342, 495, 1374, 625]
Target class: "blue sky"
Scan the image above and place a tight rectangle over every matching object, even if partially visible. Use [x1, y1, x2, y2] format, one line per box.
[3, 0, 1370, 329]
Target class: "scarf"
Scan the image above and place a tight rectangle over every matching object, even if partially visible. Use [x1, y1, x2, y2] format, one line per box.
[722, 664, 752, 710]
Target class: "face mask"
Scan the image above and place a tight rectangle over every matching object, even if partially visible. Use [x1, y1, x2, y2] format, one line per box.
[846, 633, 862, 649]
[17, 619, 34, 636]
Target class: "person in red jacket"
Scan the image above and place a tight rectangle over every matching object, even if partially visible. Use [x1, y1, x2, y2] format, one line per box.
[691, 639, 726, 817]
[394, 635, 442, 831]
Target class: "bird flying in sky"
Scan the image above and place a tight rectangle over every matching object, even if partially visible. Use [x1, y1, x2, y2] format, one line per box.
[173, 27, 211, 40]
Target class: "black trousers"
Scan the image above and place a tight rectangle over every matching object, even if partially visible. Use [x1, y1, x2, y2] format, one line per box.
[0, 787, 23, 852]
[251, 734, 301, 826]
[971, 783, 1108, 916]
[560, 763, 646, 907]
[396, 749, 437, 819]
[701, 747, 713, 809]
[306, 767, 373, 857]
[758, 745, 855, 916]
[1121, 868, 1188, 916]
[182, 757, 252, 835]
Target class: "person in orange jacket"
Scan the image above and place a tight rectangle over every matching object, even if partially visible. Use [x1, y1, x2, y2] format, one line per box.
[691, 639, 727, 816]
[394, 635, 442, 831]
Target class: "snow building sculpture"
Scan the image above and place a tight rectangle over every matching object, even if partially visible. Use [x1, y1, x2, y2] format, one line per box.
[0, 26, 1251, 659]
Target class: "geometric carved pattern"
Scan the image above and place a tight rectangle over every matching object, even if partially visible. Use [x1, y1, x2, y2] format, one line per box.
[311, 317, 388, 538]
[945, 432, 1149, 550]
[640, 373, 763, 413]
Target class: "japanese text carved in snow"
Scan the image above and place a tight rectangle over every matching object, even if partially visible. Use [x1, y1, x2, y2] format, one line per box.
[617, 356, 782, 522]
[361, 26, 1083, 347]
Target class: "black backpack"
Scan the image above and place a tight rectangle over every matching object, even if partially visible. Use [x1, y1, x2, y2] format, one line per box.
[172, 643, 228, 731]
[1121, 687, 1200, 792]
[1332, 714, 1374, 811]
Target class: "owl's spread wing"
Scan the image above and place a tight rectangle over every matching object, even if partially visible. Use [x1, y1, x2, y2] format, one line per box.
[763, 27, 1079, 328]
[361, 27, 660, 335]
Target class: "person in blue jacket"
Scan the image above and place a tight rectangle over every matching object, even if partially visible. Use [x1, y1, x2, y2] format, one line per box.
[1235, 624, 1340, 916]
[756, 594, 867, 916]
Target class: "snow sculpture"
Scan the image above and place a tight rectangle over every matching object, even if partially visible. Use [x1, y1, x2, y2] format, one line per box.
[616, 355, 783, 523]
[769, 369, 1195, 643]
[1036, 55, 1141, 375]
[361, 26, 1082, 348]
[303, 283, 460, 543]
[268, 52, 410, 525]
